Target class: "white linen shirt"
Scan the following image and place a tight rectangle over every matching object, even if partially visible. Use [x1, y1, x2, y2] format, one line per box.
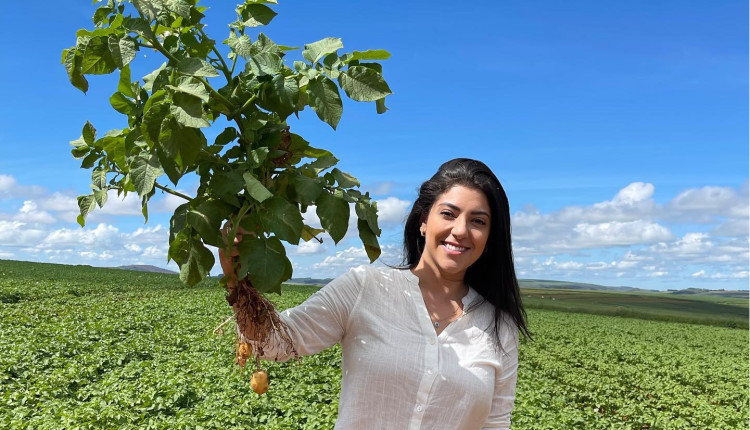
[257, 265, 519, 430]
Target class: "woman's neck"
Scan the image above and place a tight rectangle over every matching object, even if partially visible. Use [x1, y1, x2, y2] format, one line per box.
[411, 263, 468, 302]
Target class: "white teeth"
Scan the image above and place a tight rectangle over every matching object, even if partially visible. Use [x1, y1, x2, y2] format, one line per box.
[443, 243, 467, 252]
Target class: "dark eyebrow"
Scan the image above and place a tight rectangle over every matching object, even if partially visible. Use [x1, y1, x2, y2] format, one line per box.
[438, 202, 490, 218]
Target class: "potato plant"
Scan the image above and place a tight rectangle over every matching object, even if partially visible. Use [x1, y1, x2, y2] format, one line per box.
[63, 0, 392, 373]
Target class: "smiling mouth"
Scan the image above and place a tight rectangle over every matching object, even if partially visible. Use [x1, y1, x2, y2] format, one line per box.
[442, 242, 469, 252]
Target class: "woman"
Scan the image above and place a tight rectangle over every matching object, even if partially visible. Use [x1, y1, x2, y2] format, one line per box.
[221, 158, 530, 429]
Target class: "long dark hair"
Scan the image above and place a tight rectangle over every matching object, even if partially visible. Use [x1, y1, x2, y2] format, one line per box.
[402, 158, 531, 341]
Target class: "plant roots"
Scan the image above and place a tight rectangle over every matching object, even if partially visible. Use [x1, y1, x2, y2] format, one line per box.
[226, 277, 298, 366]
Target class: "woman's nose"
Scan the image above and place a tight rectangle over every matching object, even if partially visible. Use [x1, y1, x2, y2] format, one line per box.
[451, 219, 468, 238]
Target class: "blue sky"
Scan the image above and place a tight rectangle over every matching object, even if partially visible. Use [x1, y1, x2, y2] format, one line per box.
[0, 1, 747, 290]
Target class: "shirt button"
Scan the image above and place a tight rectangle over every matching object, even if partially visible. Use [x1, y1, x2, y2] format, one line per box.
[426, 369, 433, 375]
[415, 405, 423, 412]
[429, 338, 436, 345]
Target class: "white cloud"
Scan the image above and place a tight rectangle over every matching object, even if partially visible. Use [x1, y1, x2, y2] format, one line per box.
[376, 197, 411, 227]
[14, 201, 56, 224]
[296, 240, 326, 254]
[665, 185, 749, 222]
[0, 221, 47, 246]
[712, 218, 749, 237]
[38, 192, 78, 212]
[0, 174, 45, 199]
[572, 220, 672, 247]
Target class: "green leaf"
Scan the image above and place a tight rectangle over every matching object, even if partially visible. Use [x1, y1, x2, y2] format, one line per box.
[307, 155, 339, 173]
[338, 66, 392, 102]
[110, 92, 135, 115]
[182, 31, 215, 58]
[237, 235, 289, 294]
[118, 65, 136, 97]
[93, 6, 112, 26]
[80, 152, 101, 169]
[303, 37, 343, 64]
[158, 116, 206, 169]
[141, 90, 171, 147]
[260, 197, 303, 245]
[248, 147, 269, 167]
[375, 97, 388, 114]
[133, 0, 163, 22]
[141, 195, 149, 222]
[142, 62, 168, 91]
[169, 203, 190, 244]
[291, 174, 323, 205]
[156, 147, 183, 185]
[170, 93, 210, 128]
[331, 168, 359, 188]
[251, 33, 285, 56]
[63, 48, 89, 93]
[92, 166, 108, 189]
[307, 76, 342, 130]
[168, 228, 190, 265]
[243, 173, 273, 203]
[108, 35, 136, 68]
[355, 201, 380, 235]
[187, 199, 232, 247]
[180, 235, 215, 286]
[82, 122, 96, 146]
[214, 127, 238, 146]
[258, 75, 298, 120]
[76, 194, 96, 227]
[122, 16, 155, 38]
[356, 219, 381, 263]
[225, 32, 253, 59]
[166, 76, 210, 101]
[247, 51, 282, 76]
[130, 152, 162, 196]
[210, 169, 243, 205]
[93, 189, 108, 208]
[101, 135, 127, 171]
[164, 0, 191, 18]
[81, 36, 117, 75]
[343, 49, 391, 63]
[178, 58, 220, 77]
[239, 4, 277, 27]
[301, 145, 333, 159]
[301, 225, 325, 242]
[316, 190, 349, 244]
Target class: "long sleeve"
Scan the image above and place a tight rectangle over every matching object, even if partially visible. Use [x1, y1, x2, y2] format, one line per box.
[252, 266, 365, 362]
[482, 326, 520, 430]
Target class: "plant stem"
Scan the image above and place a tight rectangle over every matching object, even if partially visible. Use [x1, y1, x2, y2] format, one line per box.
[239, 94, 258, 115]
[154, 182, 193, 201]
[143, 24, 237, 112]
[200, 27, 233, 83]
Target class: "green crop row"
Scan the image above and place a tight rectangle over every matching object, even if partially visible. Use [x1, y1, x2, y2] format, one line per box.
[1, 260, 748, 429]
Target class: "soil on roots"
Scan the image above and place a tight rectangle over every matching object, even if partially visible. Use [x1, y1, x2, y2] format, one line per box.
[226, 277, 298, 365]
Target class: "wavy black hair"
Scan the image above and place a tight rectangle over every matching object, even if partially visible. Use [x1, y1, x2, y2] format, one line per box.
[402, 158, 531, 341]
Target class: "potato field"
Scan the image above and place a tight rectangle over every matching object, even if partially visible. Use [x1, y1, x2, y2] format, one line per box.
[1, 260, 747, 429]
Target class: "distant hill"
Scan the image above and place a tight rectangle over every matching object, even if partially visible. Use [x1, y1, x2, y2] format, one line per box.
[519, 278, 749, 298]
[114, 265, 177, 275]
[519, 278, 647, 292]
[288, 277, 334, 286]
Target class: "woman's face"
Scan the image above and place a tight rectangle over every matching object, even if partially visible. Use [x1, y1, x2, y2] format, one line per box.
[419, 185, 491, 281]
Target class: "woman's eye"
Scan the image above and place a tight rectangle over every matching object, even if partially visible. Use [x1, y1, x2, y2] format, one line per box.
[440, 211, 454, 218]
[474, 218, 487, 226]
